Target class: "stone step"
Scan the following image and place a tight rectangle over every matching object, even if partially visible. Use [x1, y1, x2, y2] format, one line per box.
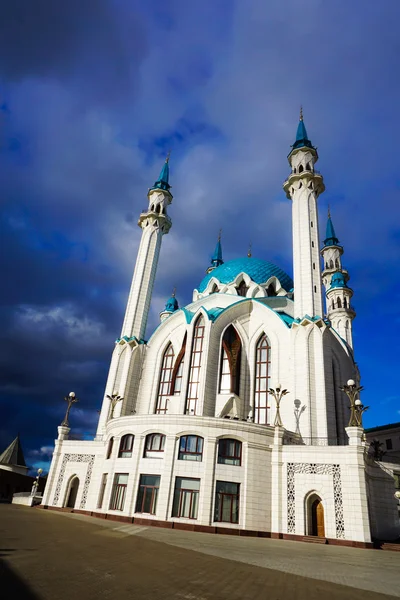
[302, 536, 327, 544]
[381, 543, 400, 551]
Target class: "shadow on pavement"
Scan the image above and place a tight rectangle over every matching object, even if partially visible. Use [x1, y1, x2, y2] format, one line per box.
[0, 558, 41, 599]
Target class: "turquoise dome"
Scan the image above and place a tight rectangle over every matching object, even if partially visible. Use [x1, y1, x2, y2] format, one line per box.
[330, 272, 347, 289]
[197, 257, 293, 293]
[165, 295, 179, 312]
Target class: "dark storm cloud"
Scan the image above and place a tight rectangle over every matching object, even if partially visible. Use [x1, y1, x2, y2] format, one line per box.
[0, 0, 147, 105]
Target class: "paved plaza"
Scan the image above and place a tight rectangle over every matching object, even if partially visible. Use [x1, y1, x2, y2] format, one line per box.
[0, 505, 399, 600]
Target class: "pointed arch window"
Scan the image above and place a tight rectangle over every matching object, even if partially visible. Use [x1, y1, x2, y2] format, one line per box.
[185, 316, 205, 415]
[219, 326, 241, 395]
[254, 334, 271, 425]
[171, 334, 186, 395]
[236, 281, 248, 297]
[337, 297, 342, 308]
[155, 343, 175, 414]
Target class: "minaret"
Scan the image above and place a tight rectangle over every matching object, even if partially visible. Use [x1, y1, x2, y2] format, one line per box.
[206, 230, 223, 274]
[160, 289, 179, 322]
[321, 211, 356, 347]
[121, 156, 173, 340]
[283, 109, 325, 319]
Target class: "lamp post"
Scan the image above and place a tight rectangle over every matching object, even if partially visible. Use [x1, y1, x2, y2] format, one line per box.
[269, 384, 289, 427]
[106, 393, 123, 420]
[294, 399, 306, 436]
[61, 392, 79, 427]
[31, 467, 43, 496]
[340, 379, 368, 428]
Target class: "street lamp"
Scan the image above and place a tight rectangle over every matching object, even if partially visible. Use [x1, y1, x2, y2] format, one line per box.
[31, 467, 43, 496]
[106, 393, 123, 419]
[294, 399, 306, 436]
[340, 379, 368, 428]
[269, 384, 289, 427]
[61, 392, 79, 427]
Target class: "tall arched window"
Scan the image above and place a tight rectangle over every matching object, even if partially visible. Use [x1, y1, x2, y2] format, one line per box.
[155, 343, 175, 414]
[219, 325, 241, 395]
[254, 334, 271, 424]
[171, 334, 187, 395]
[185, 316, 205, 415]
[337, 297, 342, 308]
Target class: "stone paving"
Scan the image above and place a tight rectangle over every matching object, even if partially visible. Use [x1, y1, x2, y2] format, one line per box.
[1, 504, 399, 600]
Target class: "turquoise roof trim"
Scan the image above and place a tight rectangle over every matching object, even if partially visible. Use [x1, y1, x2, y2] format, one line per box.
[197, 257, 293, 294]
[329, 272, 347, 289]
[115, 335, 145, 344]
[150, 159, 171, 192]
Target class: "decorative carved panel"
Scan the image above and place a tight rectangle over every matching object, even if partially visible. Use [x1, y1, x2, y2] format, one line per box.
[52, 453, 95, 509]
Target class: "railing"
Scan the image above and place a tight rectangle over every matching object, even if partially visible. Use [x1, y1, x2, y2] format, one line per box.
[283, 437, 348, 446]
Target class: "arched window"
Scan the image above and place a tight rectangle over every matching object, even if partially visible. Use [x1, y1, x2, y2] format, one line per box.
[267, 283, 277, 297]
[335, 258, 339, 268]
[185, 316, 205, 415]
[254, 334, 271, 424]
[106, 437, 114, 460]
[344, 297, 348, 308]
[236, 280, 248, 297]
[118, 434, 134, 458]
[178, 435, 203, 461]
[306, 162, 311, 171]
[337, 297, 342, 308]
[329, 260, 334, 269]
[299, 164, 304, 173]
[171, 334, 186, 395]
[155, 343, 175, 414]
[219, 326, 241, 395]
[331, 300, 335, 310]
[211, 283, 218, 294]
[144, 433, 166, 457]
[218, 439, 242, 466]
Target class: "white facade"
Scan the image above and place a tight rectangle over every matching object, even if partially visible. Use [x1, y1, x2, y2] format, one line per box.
[42, 120, 400, 544]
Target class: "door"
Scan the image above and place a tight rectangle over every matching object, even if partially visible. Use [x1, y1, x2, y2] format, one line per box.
[311, 498, 325, 537]
[66, 477, 79, 508]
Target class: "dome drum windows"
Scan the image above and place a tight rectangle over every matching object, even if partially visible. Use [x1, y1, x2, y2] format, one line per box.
[217, 439, 242, 466]
[144, 433, 166, 457]
[178, 435, 204, 462]
[118, 434, 134, 458]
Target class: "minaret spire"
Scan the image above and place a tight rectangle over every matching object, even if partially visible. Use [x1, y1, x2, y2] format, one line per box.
[283, 113, 325, 319]
[321, 209, 355, 348]
[206, 230, 224, 273]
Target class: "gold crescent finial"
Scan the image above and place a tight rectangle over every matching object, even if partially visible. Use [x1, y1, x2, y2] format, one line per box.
[247, 242, 252, 258]
[166, 149, 171, 163]
[299, 106, 303, 121]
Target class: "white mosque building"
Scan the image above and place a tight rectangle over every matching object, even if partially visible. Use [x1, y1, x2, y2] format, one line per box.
[42, 115, 400, 545]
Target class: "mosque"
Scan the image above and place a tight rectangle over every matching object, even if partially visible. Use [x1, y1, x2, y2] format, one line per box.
[41, 114, 400, 545]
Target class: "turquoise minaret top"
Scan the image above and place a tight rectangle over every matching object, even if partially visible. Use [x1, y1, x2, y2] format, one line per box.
[165, 290, 179, 313]
[291, 107, 315, 151]
[151, 155, 171, 192]
[324, 209, 340, 246]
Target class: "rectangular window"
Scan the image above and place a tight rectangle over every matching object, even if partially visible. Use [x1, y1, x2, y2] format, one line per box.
[214, 481, 240, 524]
[97, 473, 108, 509]
[172, 477, 200, 519]
[109, 473, 128, 511]
[178, 435, 203, 461]
[218, 439, 242, 466]
[386, 438, 393, 450]
[135, 475, 160, 514]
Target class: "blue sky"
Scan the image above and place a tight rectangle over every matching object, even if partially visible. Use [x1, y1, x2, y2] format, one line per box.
[0, 0, 399, 472]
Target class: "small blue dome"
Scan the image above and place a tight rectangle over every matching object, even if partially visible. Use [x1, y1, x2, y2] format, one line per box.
[165, 295, 179, 312]
[197, 257, 293, 293]
[330, 272, 347, 289]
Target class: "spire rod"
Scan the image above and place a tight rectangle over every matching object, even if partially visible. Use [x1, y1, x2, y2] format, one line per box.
[328, 204, 331, 219]
[166, 149, 171, 163]
[218, 228, 222, 242]
[299, 105, 303, 121]
[247, 241, 252, 258]
[172, 286, 176, 297]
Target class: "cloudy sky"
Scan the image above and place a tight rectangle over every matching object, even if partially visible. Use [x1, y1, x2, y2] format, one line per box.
[1, 0, 399, 472]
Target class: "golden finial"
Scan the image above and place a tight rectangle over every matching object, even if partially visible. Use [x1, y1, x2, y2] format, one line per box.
[328, 204, 331, 219]
[166, 149, 171, 163]
[247, 242, 252, 258]
[299, 106, 303, 121]
[218, 228, 222, 242]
